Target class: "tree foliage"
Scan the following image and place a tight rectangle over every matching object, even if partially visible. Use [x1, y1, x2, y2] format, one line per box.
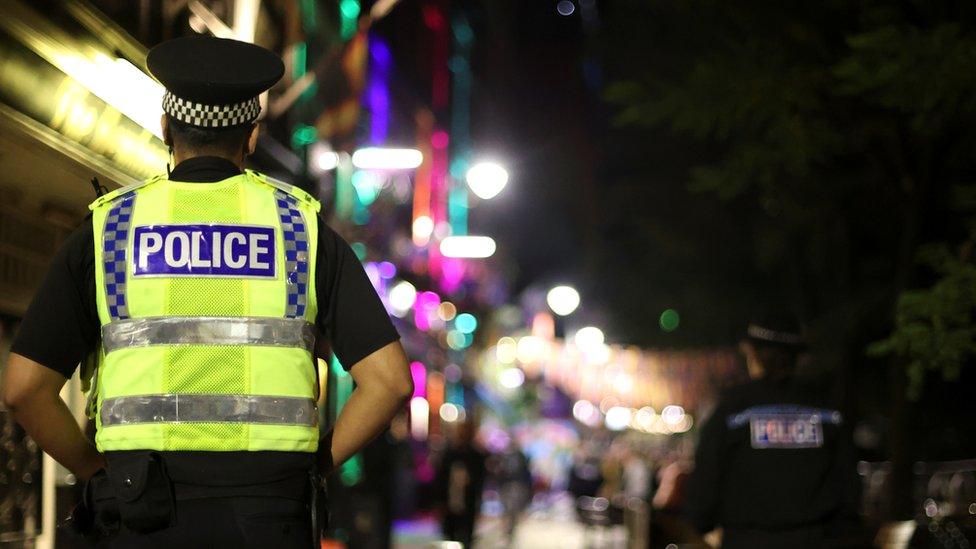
[602, 1, 976, 395]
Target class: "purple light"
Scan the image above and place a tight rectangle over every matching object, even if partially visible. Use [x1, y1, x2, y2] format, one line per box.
[367, 36, 392, 144]
[363, 262, 381, 289]
[371, 39, 392, 69]
[378, 261, 397, 279]
[367, 81, 389, 144]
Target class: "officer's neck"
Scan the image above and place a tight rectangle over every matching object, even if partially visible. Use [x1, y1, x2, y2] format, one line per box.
[172, 150, 245, 171]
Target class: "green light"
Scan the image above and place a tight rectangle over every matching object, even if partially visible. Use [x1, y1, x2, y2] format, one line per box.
[350, 242, 367, 260]
[339, 455, 362, 485]
[455, 313, 477, 334]
[339, 0, 360, 18]
[452, 18, 474, 46]
[290, 124, 317, 149]
[351, 171, 379, 206]
[660, 309, 680, 332]
[339, 0, 360, 40]
[300, 0, 318, 32]
[446, 330, 467, 350]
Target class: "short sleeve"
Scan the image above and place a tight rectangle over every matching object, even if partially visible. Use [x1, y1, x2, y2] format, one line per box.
[314, 218, 400, 369]
[10, 221, 100, 378]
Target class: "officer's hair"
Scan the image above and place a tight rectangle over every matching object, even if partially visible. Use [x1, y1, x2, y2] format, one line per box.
[167, 116, 255, 156]
[754, 343, 799, 379]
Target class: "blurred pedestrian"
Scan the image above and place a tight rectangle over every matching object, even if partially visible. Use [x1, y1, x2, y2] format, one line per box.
[493, 437, 533, 543]
[685, 313, 860, 548]
[436, 421, 487, 547]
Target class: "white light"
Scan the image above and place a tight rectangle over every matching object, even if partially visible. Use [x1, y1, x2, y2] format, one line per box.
[389, 281, 417, 317]
[669, 415, 694, 434]
[557, 1, 576, 16]
[410, 397, 429, 439]
[546, 285, 581, 316]
[661, 405, 685, 425]
[632, 407, 656, 432]
[599, 396, 619, 414]
[412, 216, 434, 245]
[308, 141, 340, 172]
[352, 147, 423, 170]
[466, 161, 509, 200]
[499, 367, 525, 389]
[52, 53, 165, 138]
[585, 342, 612, 364]
[573, 400, 601, 427]
[612, 374, 632, 394]
[439, 403, 460, 422]
[516, 336, 547, 363]
[233, 0, 260, 42]
[605, 407, 633, 431]
[440, 236, 497, 258]
[496, 337, 518, 364]
[574, 326, 605, 350]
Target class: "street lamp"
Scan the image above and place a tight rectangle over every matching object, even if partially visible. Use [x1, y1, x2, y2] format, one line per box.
[466, 161, 509, 200]
[546, 285, 580, 316]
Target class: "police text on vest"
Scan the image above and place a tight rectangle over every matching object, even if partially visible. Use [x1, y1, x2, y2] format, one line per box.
[132, 224, 276, 277]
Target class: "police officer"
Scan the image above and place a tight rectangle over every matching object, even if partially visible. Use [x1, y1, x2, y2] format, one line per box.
[1, 36, 413, 547]
[685, 314, 860, 548]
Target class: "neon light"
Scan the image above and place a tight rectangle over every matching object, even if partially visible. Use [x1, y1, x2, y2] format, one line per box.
[410, 362, 427, 398]
[367, 37, 392, 144]
[340, 0, 361, 40]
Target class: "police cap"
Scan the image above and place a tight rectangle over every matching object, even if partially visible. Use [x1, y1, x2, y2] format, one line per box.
[745, 311, 805, 349]
[147, 35, 284, 129]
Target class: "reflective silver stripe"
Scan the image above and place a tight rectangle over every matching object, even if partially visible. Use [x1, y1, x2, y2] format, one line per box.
[100, 394, 318, 427]
[101, 316, 315, 354]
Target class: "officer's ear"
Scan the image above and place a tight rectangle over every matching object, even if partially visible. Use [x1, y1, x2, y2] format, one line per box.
[161, 115, 173, 147]
[246, 124, 259, 156]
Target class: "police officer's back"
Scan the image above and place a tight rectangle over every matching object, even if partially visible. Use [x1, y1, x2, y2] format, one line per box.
[685, 315, 860, 548]
[1, 36, 413, 548]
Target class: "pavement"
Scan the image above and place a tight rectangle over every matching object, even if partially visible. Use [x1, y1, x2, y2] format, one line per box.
[393, 493, 629, 549]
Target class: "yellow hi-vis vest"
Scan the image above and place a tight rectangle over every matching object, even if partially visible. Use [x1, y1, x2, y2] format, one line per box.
[89, 170, 320, 453]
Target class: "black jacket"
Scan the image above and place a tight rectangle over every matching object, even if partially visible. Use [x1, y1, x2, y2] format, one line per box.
[685, 377, 860, 533]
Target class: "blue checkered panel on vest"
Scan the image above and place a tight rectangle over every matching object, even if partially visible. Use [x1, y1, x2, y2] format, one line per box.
[274, 190, 309, 318]
[102, 192, 136, 320]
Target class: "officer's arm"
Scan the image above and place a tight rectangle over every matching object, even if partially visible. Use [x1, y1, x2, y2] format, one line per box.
[2, 353, 105, 481]
[685, 408, 726, 533]
[323, 341, 412, 472]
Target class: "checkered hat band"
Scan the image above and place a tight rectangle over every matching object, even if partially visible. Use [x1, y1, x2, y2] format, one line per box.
[162, 92, 261, 128]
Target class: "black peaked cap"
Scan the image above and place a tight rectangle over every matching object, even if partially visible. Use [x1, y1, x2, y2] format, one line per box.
[147, 35, 284, 105]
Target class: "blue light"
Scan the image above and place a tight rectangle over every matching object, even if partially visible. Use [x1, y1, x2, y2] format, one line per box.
[455, 313, 477, 334]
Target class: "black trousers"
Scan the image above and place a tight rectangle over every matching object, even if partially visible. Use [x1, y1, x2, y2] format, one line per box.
[722, 524, 826, 549]
[103, 496, 311, 548]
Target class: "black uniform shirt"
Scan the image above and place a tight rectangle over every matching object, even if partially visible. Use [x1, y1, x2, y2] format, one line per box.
[685, 377, 860, 533]
[10, 156, 400, 485]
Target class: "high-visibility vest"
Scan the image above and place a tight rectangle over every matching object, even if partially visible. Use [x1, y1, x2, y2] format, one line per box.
[89, 170, 320, 453]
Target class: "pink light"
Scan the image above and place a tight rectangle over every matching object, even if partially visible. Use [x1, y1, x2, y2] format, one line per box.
[410, 361, 427, 398]
[440, 258, 465, 294]
[413, 291, 441, 331]
[431, 130, 449, 149]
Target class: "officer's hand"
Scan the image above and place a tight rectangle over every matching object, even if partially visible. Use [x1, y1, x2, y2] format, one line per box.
[62, 468, 108, 540]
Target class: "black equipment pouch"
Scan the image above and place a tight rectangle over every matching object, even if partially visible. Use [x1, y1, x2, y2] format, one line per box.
[309, 469, 328, 548]
[107, 452, 175, 533]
